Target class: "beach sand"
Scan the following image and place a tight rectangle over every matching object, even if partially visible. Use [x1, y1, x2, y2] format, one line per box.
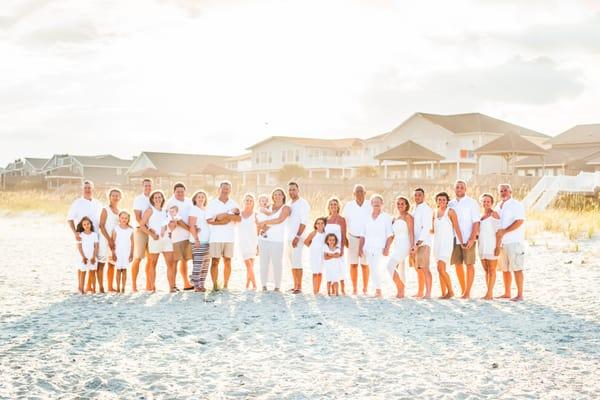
[0, 214, 599, 399]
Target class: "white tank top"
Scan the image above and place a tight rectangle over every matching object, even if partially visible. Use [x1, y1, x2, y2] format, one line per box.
[103, 205, 119, 239]
[479, 216, 499, 255]
[434, 208, 453, 238]
[263, 206, 287, 242]
[391, 217, 410, 258]
[148, 206, 167, 234]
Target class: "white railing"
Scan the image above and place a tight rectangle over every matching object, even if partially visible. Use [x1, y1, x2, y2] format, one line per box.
[526, 172, 600, 211]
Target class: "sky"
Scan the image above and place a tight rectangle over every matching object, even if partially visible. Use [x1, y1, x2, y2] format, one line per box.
[1, 0, 599, 165]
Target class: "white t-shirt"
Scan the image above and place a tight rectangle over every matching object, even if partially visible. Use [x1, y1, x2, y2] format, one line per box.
[361, 212, 393, 250]
[189, 206, 210, 243]
[165, 196, 193, 243]
[133, 194, 151, 226]
[343, 199, 372, 237]
[287, 197, 310, 241]
[412, 202, 433, 247]
[79, 231, 99, 259]
[449, 195, 480, 244]
[68, 197, 103, 232]
[206, 197, 240, 243]
[498, 197, 525, 244]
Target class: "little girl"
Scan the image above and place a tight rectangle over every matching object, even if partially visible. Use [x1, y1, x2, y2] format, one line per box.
[76, 216, 99, 294]
[111, 211, 134, 293]
[256, 194, 272, 239]
[304, 217, 327, 295]
[323, 233, 343, 296]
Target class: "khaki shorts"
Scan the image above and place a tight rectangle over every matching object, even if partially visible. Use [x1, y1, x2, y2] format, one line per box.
[415, 245, 430, 269]
[133, 228, 149, 259]
[209, 242, 234, 259]
[450, 241, 477, 265]
[172, 240, 192, 261]
[498, 242, 525, 272]
[347, 234, 366, 265]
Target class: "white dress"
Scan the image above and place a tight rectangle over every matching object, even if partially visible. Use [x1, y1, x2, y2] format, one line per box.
[238, 212, 258, 260]
[387, 217, 411, 284]
[77, 231, 99, 271]
[433, 208, 454, 264]
[478, 216, 500, 260]
[309, 231, 326, 274]
[324, 222, 345, 279]
[98, 205, 119, 264]
[323, 247, 343, 282]
[113, 225, 133, 269]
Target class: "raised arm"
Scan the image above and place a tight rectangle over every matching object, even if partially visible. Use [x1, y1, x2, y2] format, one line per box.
[262, 206, 291, 225]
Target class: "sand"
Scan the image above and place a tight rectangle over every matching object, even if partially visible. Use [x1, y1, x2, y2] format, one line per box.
[0, 213, 599, 399]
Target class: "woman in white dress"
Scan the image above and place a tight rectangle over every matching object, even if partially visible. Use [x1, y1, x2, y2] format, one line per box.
[478, 193, 500, 300]
[432, 192, 463, 299]
[98, 188, 121, 293]
[239, 193, 258, 290]
[325, 197, 347, 295]
[386, 196, 415, 298]
[141, 190, 176, 292]
[256, 188, 291, 291]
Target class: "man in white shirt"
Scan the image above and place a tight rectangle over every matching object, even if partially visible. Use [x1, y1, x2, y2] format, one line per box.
[342, 184, 372, 295]
[206, 181, 241, 290]
[286, 182, 310, 294]
[165, 182, 194, 291]
[67, 180, 102, 292]
[449, 180, 480, 299]
[131, 178, 152, 292]
[411, 188, 433, 299]
[496, 183, 526, 301]
[358, 194, 393, 298]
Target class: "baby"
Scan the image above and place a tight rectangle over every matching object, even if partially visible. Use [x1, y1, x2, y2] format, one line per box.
[163, 205, 181, 239]
[256, 194, 272, 238]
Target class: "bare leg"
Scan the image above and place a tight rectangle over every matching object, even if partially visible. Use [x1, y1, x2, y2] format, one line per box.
[107, 264, 116, 292]
[462, 264, 475, 299]
[121, 270, 127, 293]
[179, 259, 192, 289]
[498, 271, 511, 298]
[86, 269, 93, 292]
[414, 268, 425, 297]
[512, 271, 524, 301]
[484, 260, 497, 300]
[313, 273, 322, 294]
[454, 263, 466, 296]
[361, 264, 369, 295]
[147, 254, 158, 292]
[116, 269, 122, 292]
[392, 271, 405, 298]
[96, 263, 105, 293]
[244, 258, 257, 289]
[78, 270, 85, 294]
[131, 258, 141, 292]
[210, 258, 220, 290]
[423, 268, 432, 299]
[88, 270, 96, 293]
[223, 257, 232, 289]
[164, 252, 176, 292]
[349, 264, 358, 295]
[437, 263, 447, 298]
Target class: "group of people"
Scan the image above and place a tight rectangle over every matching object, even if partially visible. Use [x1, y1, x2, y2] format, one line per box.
[67, 178, 526, 301]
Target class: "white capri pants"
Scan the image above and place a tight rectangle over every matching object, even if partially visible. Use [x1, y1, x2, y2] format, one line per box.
[365, 247, 384, 290]
[386, 256, 407, 285]
[259, 240, 284, 289]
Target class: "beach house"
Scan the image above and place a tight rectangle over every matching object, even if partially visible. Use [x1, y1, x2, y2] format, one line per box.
[1, 157, 50, 189]
[42, 154, 133, 189]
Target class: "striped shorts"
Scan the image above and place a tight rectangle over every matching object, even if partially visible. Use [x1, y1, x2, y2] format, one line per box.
[191, 242, 210, 289]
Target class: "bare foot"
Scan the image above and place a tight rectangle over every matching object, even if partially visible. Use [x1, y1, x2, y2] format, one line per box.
[132, 288, 138, 293]
[496, 294, 511, 299]
[421, 295, 431, 300]
[460, 294, 469, 300]
[510, 296, 524, 302]
[413, 293, 424, 298]
[99, 288, 105, 294]
[352, 290, 358, 296]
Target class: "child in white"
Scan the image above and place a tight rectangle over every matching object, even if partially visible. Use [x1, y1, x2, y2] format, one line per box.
[111, 211, 134, 293]
[76, 216, 99, 294]
[165, 205, 181, 240]
[256, 194, 272, 239]
[304, 217, 327, 295]
[323, 233, 343, 296]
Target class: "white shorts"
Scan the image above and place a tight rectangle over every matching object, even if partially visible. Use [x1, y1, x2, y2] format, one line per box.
[287, 240, 304, 269]
[347, 234, 366, 265]
[148, 236, 173, 254]
[78, 261, 97, 272]
[498, 242, 525, 272]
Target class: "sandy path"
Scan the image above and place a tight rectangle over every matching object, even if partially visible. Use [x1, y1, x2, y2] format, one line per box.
[0, 214, 598, 399]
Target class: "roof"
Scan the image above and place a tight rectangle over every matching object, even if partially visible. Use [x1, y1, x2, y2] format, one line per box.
[546, 124, 600, 146]
[375, 140, 445, 161]
[516, 147, 600, 167]
[369, 112, 549, 141]
[25, 157, 49, 169]
[586, 153, 600, 165]
[72, 155, 132, 168]
[246, 136, 364, 150]
[128, 152, 230, 176]
[474, 132, 548, 156]
[226, 153, 252, 161]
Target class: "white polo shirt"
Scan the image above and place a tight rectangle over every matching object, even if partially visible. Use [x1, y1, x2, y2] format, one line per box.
[449, 195, 480, 244]
[361, 212, 393, 250]
[412, 202, 433, 247]
[132, 194, 150, 226]
[498, 197, 525, 244]
[286, 197, 310, 241]
[67, 197, 103, 232]
[205, 197, 240, 243]
[165, 196, 193, 243]
[342, 199, 372, 237]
